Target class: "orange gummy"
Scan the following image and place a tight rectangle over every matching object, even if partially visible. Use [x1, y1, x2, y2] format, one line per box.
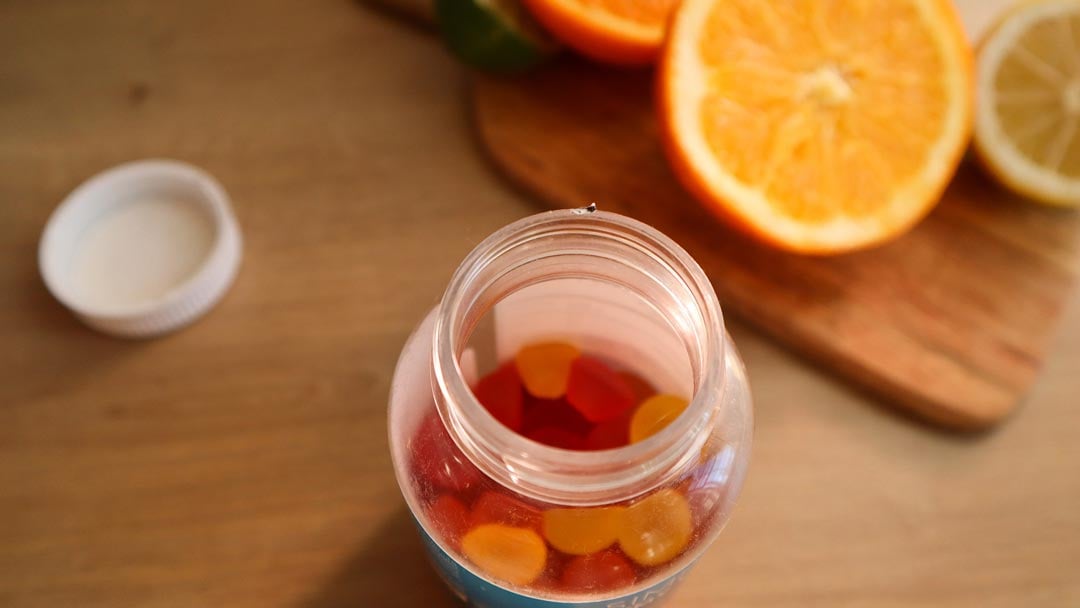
[542, 506, 624, 555]
[629, 394, 689, 443]
[461, 524, 548, 585]
[618, 489, 692, 567]
[515, 342, 580, 399]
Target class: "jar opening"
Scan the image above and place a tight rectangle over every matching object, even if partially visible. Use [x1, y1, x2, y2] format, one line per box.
[432, 209, 727, 506]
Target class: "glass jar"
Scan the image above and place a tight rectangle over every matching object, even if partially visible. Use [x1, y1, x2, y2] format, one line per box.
[388, 208, 753, 607]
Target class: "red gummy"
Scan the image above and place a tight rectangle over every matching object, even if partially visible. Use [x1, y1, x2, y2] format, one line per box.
[618, 371, 657, 402]
[428, 494, 470, 549]
[410, 412, 483, 495]
[584, 410, 632, 450]
[566, 356, 636, 423]
[532, 552, 569, 593]
[473, 362, 525, 432]
[560, 549, 637, 592]
[470, 491, 543, 532]
[522, 395, 592, 436]
[527, 426, 587, 450]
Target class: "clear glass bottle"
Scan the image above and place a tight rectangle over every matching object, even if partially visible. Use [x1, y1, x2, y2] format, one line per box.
[388, 208, 753, 607]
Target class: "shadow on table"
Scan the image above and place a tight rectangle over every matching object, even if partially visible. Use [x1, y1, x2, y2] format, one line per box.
[297, 507, 460, 608]
[2, 262, 149, 408]
[725, 319, 1004, 440]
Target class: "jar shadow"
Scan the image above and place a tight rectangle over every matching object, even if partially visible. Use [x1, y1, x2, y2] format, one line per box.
[296, 506, 460, 608]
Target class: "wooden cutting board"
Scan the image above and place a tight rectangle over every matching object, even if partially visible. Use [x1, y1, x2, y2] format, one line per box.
[471, 58, 1080, 431]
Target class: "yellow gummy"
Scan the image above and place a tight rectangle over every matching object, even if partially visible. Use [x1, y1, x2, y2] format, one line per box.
[514, 341, 580, 399]
[629, 394, 689, 443]
[542, 506, 624, 555]
[461, 524, 548, 585]
[618, 488, 692, 567]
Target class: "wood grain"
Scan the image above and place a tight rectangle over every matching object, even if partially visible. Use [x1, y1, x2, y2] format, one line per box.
[472, 59, 1080, 430]
[0, 2, 1078, 607]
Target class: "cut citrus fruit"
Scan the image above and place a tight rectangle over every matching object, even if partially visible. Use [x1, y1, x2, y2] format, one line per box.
[660, 0, 974, 254]
[522, 0, 679, 65]
[973, 0, 1080, 206]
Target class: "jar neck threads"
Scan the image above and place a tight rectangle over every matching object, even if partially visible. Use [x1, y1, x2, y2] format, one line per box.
[431, 209, 727, 506]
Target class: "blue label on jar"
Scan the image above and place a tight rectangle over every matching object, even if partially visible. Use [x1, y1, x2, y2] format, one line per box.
[415, 521, 692, 608]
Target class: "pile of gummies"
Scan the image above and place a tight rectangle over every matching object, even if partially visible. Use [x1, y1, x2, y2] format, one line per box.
[409, 341, 703, 595]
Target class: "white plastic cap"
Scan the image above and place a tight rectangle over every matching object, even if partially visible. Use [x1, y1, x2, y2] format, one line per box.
[39, 159, 242, 338]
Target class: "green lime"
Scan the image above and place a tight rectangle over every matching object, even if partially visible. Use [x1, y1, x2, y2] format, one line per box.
[436, 0, 557, 73]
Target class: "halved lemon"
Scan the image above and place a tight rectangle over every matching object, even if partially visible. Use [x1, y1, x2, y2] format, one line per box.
[974, 0, 1080, 207]
[660, 0, 974, 254]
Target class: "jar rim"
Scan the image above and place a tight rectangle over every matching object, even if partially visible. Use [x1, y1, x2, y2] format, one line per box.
[431, 207, 727, 506]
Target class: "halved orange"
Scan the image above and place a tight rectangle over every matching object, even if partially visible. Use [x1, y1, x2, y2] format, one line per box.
[660, 0, 974, 254]
[522, 0, 679, 66]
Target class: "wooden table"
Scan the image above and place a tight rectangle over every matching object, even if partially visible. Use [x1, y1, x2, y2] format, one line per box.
[1, 2, 1078, 606]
